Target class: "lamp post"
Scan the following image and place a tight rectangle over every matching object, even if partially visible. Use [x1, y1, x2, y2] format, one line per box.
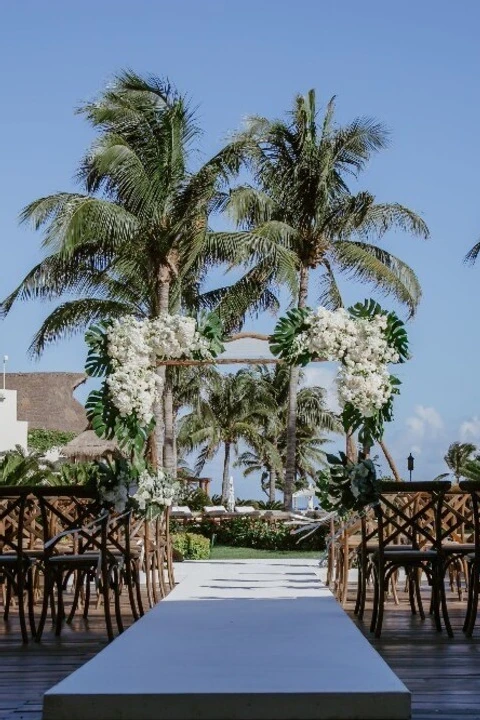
[407, 453, 414, 482]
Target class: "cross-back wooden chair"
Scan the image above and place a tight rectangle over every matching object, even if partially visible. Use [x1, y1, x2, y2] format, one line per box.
[0, 488, 36, 643]
[367, 480, 453, 638]
[458, 481, 480, 636]
[34, 488, 119, 641]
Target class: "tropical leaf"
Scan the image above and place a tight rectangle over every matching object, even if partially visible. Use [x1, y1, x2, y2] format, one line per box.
[269, 307, 312, 365]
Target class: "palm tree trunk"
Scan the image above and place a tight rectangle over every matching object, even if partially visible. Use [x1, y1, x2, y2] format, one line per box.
[379, 438, 401, 481]
[269, 468, 277, 504]
[163, 375, 176, 476]
[172, 409, 178, 478]
[345, 430, 357, 463]
[284, 265, 309, 510]
[221, 442, 231, 504]
[153, 270, 170, 468]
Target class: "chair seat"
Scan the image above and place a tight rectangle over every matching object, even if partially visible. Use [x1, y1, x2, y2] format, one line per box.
[362, 543, 414, 553]
[442, 542, 475, 554]
[372, 549, 438, 562]
[46, 554, 101, 565]
[0, 554, 36, 565]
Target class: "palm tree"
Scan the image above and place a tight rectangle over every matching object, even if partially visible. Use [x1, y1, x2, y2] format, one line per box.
[444, 442, 477, 482]
[178, 369, 274, 502]
[1, 72, 293, 470]
[228, 90, 429, 508]
[236, 365, 341, 501]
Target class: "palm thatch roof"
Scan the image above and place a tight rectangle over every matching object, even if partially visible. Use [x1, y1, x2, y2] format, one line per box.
[5, 373, 88, 433]
[61, 430, 118, 461]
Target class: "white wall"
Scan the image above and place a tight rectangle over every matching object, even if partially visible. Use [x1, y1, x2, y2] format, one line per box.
[0, 390, 28, 452]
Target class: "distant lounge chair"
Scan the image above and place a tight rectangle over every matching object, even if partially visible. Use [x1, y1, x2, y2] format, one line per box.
[204, 506, 227, 514]
[234, 506, 256, 515]
[171, 506, 193, 516]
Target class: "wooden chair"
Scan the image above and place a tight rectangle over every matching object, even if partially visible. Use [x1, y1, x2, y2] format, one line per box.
[0, 489, 36, 643]
[458, 481, 480, 636]
[367, 480, 453, 638]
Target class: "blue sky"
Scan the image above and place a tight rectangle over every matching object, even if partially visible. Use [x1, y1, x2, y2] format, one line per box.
[1, 0, 479, 494]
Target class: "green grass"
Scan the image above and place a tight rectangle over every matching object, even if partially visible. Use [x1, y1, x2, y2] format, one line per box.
[209, 545, 321, 559]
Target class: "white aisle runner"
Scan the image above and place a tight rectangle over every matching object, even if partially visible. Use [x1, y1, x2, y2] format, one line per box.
[43, 559, 410, 720]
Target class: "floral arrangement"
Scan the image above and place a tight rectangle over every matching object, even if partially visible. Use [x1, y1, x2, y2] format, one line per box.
[270, 299, 408, 444]
[106, 314, 218, 426]
[84, 312, 224, 457]
[132, 468, 181, 520]
[316, 453, 380, 516]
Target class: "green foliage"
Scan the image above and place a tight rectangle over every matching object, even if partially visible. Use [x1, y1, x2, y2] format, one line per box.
[172, 533, 211, 560]
[316, 453, 379, 516]
[28, 429, 76, 454]
[255, 500, 284, 510]
[269, 307, 312, 365]
[57, 462, 99, 486]
[0, 447, 54, 486]
[177, 487, 211, 512]
[195, 517, 326, 551]
[195, 312, 225, 358]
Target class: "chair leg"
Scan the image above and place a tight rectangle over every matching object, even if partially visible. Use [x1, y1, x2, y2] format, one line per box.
[36, 571, 54, 642]
[465, 567, 479, 637]
[374, 571, 386, 638]
[414, 568, 425, 620]
[439, 571, 454, 638]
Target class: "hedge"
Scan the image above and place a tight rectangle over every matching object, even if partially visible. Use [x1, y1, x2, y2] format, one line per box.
[171, 517, 327, 552]
[172, 532, 211, 560]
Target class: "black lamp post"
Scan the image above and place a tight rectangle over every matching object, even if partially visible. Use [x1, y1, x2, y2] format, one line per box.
[407, 453, 415, 482]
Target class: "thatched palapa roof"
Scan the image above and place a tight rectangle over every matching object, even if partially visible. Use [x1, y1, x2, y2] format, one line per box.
[5, 373, 88, 433]
[62, 430, 118, 461]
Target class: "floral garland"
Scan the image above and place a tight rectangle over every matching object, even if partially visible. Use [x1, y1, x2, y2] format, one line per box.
[85, 312, 224, 456]
[106, 314, 214, 426]
[270, 299, 408, 443]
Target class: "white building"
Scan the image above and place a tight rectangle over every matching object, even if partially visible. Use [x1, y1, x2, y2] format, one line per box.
[0, 389, 28, 452]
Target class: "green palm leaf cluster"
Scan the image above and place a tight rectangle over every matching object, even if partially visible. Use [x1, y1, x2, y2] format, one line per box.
[178, 366, 340, 504]
[444, 442, 478, 482]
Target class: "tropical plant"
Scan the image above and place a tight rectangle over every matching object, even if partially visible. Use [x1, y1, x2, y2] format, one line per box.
[228, 90, 429, 507]
[178, 369, 274, 502]
[444, 442, 477, 482]
[0, 447, 54, 486]
[236, 364, 341, 502]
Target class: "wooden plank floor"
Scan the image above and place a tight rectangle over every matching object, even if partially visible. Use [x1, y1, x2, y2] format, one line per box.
[345, 584, 480, 720]
[0, 591, 141, 720]
[2, 579, 480, 720]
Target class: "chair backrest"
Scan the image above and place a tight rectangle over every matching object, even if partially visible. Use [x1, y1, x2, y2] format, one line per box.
[459, 481, 480, 555]
[0, 489, 29, 558]
[373, 481, 452, 555]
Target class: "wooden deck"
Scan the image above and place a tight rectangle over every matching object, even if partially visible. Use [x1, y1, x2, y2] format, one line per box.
[1, 578, 480, 719]
[345, 585, 480, 720]
[0, 594, 139, 720]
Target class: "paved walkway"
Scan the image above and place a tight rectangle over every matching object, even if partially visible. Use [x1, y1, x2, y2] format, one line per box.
[44, 559, 409, 720]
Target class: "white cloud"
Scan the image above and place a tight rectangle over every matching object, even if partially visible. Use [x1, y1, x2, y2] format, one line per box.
[460, 416, 480, 442]
[406, 405, 443, 438]
[302, 364, 340, 413]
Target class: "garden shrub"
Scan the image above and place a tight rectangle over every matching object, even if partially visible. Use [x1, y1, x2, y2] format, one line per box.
[28, 429, 76, 453]
[172, 532, 210, 560]
[188, 517, 327, 551]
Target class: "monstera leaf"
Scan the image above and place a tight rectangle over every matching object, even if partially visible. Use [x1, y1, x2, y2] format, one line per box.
[269, 307, 312, 365]
[195, 311, 225, 358]
[85, 322, 113, 378]
[316, 453, 379, 516]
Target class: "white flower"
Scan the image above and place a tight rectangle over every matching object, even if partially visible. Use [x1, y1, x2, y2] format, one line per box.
[132, 469, 181, 512]
[296, 307, 399, 417]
